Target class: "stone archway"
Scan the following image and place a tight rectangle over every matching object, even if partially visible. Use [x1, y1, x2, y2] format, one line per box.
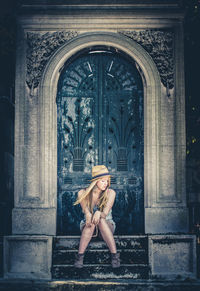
[39, 32, 161, 234]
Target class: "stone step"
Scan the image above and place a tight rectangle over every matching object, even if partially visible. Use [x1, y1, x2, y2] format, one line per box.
[53, 249, 148, 265]
[1, 279, 200, 291]
[52, 264, 149, 280]
[52, 236, 149, 279]
[53, 235, 148, 251]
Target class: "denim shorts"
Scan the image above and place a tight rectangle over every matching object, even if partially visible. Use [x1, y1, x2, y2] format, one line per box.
[80, 218, 116, 233]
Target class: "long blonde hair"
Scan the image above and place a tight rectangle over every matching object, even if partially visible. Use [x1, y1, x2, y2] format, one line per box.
[74, 178, 110, 212]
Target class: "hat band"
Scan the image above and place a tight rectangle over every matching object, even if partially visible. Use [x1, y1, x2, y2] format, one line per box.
[91, 172, 110, 180]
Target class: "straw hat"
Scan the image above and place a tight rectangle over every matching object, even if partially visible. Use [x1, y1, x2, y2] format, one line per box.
[91, 165, 111, 182]
[89, 165, 111, 190]
[74, 165, 111, 205]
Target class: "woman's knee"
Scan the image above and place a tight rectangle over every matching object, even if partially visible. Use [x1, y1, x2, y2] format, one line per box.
[98, 219, 110, 230]
[107, 221, 115, 234]
[98, 219, 115, 233]
[82, 224, 95, 235]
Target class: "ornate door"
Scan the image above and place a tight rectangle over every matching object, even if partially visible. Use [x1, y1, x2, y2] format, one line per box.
[57, 48, 144, 235]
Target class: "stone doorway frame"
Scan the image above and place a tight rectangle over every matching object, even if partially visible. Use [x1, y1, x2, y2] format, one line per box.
[39, 32, 161, 234]
[12, 31, 188, 236]
[56, 44, 146, 235]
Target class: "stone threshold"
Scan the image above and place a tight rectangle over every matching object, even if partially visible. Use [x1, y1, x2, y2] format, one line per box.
[1, 278, 200, 291]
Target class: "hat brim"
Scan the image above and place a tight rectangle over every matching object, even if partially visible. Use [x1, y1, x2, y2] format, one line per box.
[91, 173, 111, 182]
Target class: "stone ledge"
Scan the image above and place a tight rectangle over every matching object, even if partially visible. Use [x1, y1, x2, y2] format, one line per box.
[12, 208, 56, 235]
[148, 234, 197, 279]
[4, 236, 52, 279]
[1, 278, 200, 291]
[145, 208, 189, 233]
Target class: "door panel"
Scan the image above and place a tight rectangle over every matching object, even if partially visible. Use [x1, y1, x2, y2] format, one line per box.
[57, 49, 144, 234]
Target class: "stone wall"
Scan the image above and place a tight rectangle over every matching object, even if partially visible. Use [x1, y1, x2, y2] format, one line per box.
[3, 0, 194, 279]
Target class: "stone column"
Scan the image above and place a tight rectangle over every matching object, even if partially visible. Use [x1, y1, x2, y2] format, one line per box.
[144, 24, 189, 234]
[3, 26, 56, 280]
[3, 24, 79, 278]
[120, 26, 188, 234]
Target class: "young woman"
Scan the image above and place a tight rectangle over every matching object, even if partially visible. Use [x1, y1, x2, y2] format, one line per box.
[74, 165, 120, 268]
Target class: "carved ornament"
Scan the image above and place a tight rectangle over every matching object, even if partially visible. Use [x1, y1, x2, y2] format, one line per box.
[119, 30, 174, 93]
[26, 31, 78, 92]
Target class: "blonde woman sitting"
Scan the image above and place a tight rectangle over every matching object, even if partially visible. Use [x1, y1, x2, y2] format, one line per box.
[74, 165, 120, 268]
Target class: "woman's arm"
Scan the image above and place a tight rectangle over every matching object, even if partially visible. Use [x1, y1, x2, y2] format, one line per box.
[92, 189, 116, 224]
[78, 190, 89, 214]
[93, 189, 116, 222]
[101, 189, 116, 217]
[78, 189, 92, 227]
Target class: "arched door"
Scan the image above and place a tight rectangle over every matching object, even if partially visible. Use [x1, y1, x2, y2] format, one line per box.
[57, 47, 144, 235]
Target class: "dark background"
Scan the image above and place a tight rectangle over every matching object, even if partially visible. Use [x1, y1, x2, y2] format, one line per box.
[0, 0, 200, 233]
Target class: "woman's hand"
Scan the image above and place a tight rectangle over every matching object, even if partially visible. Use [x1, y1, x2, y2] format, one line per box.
[85, 212, 92, 227]
[92, 210, 101, 225]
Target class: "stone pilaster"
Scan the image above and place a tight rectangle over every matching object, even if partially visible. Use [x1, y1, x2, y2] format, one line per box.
[4, 27, 79, 279]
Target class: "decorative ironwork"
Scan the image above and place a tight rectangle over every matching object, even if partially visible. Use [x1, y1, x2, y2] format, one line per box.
[64, 177, 72, 185]
[58, 191, 84, 235]
[119, 29, 174, 93]
[26, 31, 78, 94]
[112, 187, 143, 234]
[104, 55, 143, 174]
[109, 105, 135, 171]
[57, 50, 144, 235]
[63, 100, 93, 172]
[58, 59, 96, 97]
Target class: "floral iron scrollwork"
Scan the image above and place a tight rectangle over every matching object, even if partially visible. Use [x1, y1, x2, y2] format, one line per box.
[63, 98, 93, 172]
[109, 105, 136, 172]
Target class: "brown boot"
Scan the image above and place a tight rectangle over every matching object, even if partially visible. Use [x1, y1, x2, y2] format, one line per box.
[74, 253, 84, 268]
[111, 253, 120, 268]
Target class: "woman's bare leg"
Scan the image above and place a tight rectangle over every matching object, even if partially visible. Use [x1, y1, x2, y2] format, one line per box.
[98, 219, 117, 253]
[78, 224, 95, 254]
[106, 221, 115, 234]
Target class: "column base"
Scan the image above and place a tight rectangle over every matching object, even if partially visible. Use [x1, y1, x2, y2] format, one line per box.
[145, 207, 189, 233]
[148, 234, 197, 279]
[12, 208, 56, 235]
[4, 235, 52, 279]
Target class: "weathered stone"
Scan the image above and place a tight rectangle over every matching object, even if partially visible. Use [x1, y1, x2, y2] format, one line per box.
[145, 208, 188, 233]
[1, 278, 200, 291]
[149, 235, 196, 279]
[6, 0, 191, 281]
[12, 208, 56, 235]
[52, 265, 149, 280]
[4, 236, 52, 279]
[26, 31, 78, 92]
[53, 249, 148, 265]
[119, 30, 174, 90]
[52, 236, 149, 279]
[53, 236, 148, 250]
[53, 236, 148, 265]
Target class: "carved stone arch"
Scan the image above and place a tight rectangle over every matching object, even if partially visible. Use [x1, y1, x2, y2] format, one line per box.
[39, 32, 161, 232]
